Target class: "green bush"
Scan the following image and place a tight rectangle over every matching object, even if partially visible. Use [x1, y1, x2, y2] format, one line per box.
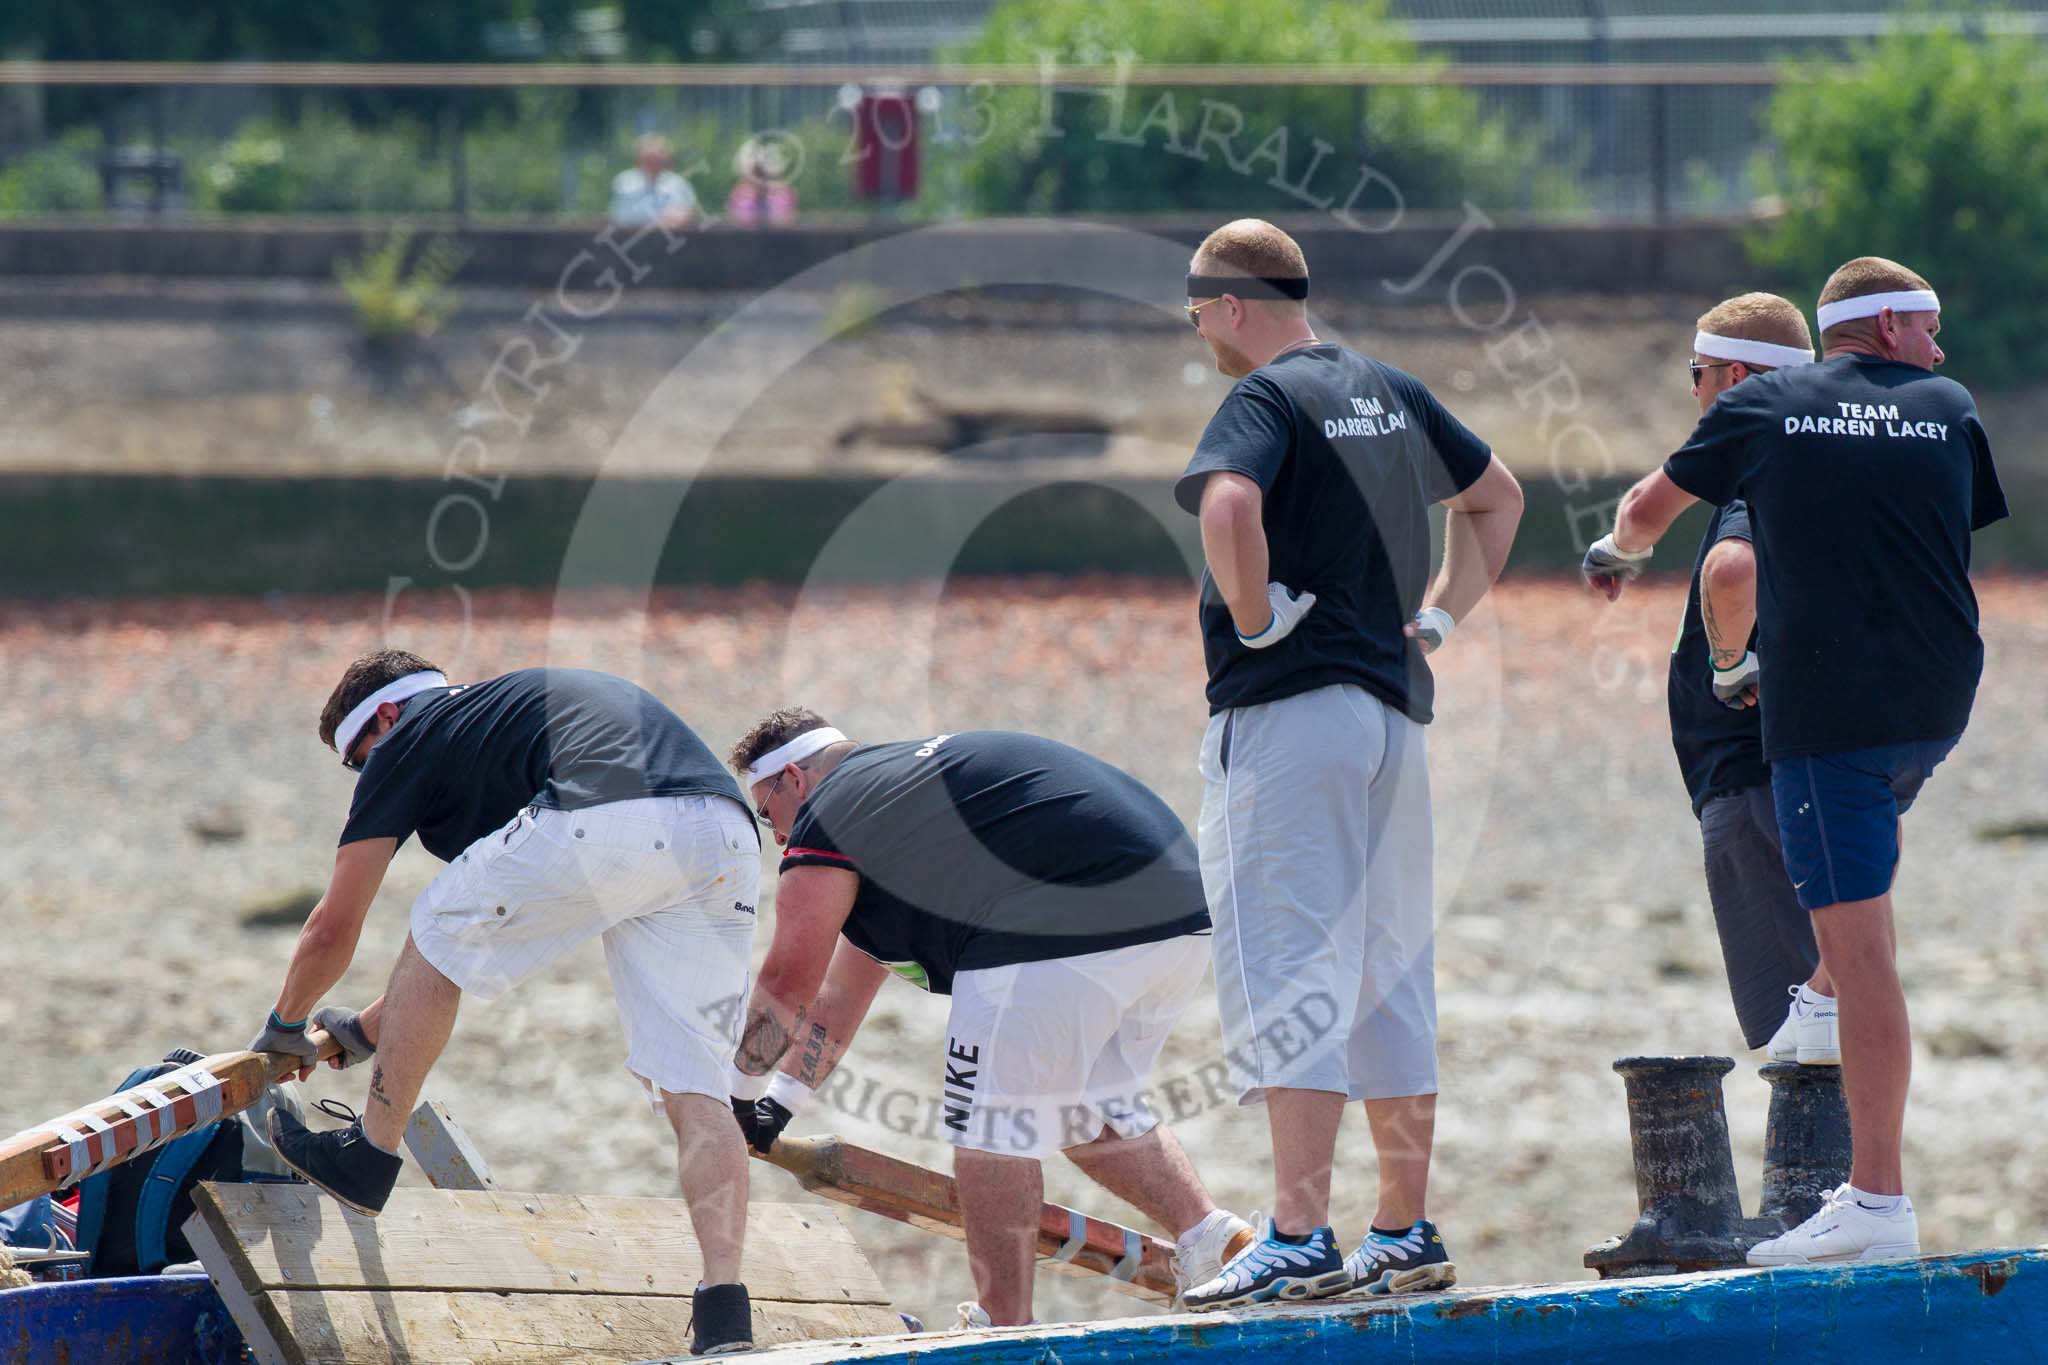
[0, 127, 104, 215]
[203, 130, 300, 213]
[336, 228, 466, 342]
[1749, 20, 2048, 389]
[939, 0, 1574, 217]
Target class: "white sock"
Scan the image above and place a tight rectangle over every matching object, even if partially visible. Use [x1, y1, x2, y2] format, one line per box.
[1847, 1185, 1905, 1214]
[1798, 983, 1835, 1005]
[1176, 1209, 1230, 1249]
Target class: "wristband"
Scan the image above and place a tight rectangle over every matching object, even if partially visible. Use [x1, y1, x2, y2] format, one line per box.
[764, 1073, 816, 1115]
[268, 1010, 308, 1031]
[729, 1066, 771, 1102]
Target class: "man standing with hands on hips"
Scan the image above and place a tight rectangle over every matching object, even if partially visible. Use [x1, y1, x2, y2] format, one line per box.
[1174, 219, 1523, 1309]
[1582, 258, 2007, 1264]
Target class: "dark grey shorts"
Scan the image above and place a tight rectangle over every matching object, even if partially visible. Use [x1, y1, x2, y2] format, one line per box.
[1700, 784, 1820, 1049]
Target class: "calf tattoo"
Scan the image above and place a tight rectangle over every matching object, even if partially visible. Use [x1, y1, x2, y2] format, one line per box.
[368, 1062, 393, 1111]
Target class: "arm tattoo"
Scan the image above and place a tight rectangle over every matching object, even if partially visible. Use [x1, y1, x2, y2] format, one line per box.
[1701, 578, 1744, 669]
[795, 1021, 830, 1087]
[735, 1004, 803, 1077]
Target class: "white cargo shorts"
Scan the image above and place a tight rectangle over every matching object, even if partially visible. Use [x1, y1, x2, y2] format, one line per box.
[410, 793, 761, 1104]
[1198, 682, 1437, 1105]
[939, 933, 1210, 1161]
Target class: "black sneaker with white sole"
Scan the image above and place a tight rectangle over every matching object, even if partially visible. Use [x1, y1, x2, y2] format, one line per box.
[689, 1281, 754, 1356]
[1345, 1219, 1458, 1295]
[268, 1100, 403, 1217]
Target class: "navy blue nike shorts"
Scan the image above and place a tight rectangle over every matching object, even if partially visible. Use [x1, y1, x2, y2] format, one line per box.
[1771, 736, 1960, 911]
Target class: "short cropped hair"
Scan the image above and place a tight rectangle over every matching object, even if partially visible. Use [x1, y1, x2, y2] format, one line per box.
[1817, 256, 1936, 345]
[728, 706, 836, 778]
[1696, 292, 1813, 355]
[318, 648, 442, 750]
[1819, 256, 1933, 309]
[1190, 218, 1309, 303]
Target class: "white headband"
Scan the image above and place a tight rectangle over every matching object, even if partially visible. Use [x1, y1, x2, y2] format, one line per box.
[1816, 289, 1939, 333]
[334, 671, 448, 758]
[1694, 331, 1814, 369]
[743, 727, 848, 788]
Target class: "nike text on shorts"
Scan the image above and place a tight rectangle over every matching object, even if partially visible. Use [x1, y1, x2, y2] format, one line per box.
[938, 934, 1209, 1160]
[1770, 736, 1959, 911]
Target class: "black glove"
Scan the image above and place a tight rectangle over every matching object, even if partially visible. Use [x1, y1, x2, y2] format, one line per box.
[312, 1006, 376, 1069]
[731, 1095, 764, 1147]
[743, 1096, 796, 1155]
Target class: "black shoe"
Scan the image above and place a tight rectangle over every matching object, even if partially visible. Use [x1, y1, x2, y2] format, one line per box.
[268, 1100, 403, 1217]
[689, 1282, 754, 1356]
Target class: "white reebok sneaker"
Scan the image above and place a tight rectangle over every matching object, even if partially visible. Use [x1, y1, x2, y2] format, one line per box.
[1746, 1184, 1919, 1266]
[1765, 985, 1840, 1065]
[1171, 1211, 1259, 1306]
[953, 1302, 994, 1330]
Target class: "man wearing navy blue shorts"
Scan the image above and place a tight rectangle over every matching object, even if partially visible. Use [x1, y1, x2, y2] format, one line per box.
[1584, 258, 2008, 1264]
[1584, 292, 1830, 1060]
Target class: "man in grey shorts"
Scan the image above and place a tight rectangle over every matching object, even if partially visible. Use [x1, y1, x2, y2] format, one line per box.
[1583, 292, 1833, 1061]
[1174, 218, 1523, 1309]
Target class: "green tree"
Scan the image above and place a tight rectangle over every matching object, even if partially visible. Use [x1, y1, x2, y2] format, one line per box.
[942, 0, 1569, 217]
[1750, 20, 2048, 389]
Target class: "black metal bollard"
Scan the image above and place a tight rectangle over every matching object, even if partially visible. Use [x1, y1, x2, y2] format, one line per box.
[1758, 1062, 1853, 1228]
[1584, 1056, 1755, 1277]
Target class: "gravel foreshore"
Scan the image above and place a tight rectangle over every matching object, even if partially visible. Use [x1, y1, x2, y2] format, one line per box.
[4, 577, 2044, 1329]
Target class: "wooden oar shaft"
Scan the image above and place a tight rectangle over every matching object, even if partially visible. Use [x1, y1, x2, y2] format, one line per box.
[756, 1134, 1178, 1301]
[0, 1032, 338, 1210]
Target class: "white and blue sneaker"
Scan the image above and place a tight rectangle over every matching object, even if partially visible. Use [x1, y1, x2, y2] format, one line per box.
[1180, 1219, 1352, 1311]
[1345, 1220, 1458, 1295]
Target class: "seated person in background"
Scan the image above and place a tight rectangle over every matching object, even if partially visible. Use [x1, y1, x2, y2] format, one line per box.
[610, 133, 698, 229]
[726, 135, 799, 227]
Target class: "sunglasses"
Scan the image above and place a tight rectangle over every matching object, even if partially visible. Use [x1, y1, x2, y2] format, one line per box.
[1185, 296, 1229, 331]
[1688, 360, 1736, 385]
[754, 770, 786, 827]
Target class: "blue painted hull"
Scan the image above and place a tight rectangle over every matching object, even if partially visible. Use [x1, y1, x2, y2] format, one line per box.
[6, 1249, 2040, 1363]
[0, 1275, 245, 1365]
[762, 1248, 2047, 1364]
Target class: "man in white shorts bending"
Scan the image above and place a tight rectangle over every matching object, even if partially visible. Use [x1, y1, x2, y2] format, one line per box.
[725, 711, 1254, 1327]
[249, 650, 762, 1356]
[1177, 219, 1523, 1309]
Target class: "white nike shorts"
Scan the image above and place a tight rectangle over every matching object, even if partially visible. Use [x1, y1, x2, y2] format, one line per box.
[411, 793, 761, 1104]
[938, 933, 1210, 1161]
[1198, 682, 1438, 1105]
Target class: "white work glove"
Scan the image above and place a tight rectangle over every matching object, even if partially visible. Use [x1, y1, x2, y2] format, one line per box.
[1236, 582, 1316, 650]
[1711, 650, 1760, 709]
[1581, 532, 1653, 596]
[1408, 606, 1455, 654]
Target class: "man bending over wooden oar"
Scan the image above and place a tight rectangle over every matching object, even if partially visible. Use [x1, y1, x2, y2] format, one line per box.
[250, 650, 764, 1355]
[726, 712, 1255, 1327]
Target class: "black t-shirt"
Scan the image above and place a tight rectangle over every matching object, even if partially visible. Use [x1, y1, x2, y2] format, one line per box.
[1663, 354, 2008, 759]
[780, 731, 1210, 996]
[339, 667, 747, 862]
[1668, 500, 1768, 815]
[1175, 345, 1493, 721]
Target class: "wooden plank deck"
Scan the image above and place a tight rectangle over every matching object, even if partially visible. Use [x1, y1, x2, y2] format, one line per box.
[187, 1184, 904, 1365]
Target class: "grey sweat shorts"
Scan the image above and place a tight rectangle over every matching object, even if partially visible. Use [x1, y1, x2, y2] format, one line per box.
[1700, 783, 1820, 1049]
[1197, 682, 1437, 1105]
